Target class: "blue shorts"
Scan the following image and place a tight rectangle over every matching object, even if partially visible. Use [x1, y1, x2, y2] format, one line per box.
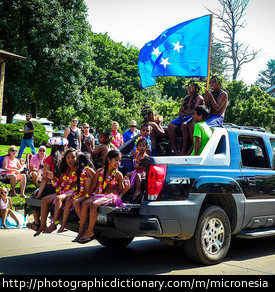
[170, 115, 193, 126]
[206, 115, 224, 127]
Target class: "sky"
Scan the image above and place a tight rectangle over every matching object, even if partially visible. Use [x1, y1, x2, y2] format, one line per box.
[85, 0, 275, 85]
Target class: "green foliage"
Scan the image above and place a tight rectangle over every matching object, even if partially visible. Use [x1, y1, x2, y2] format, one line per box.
[0, 121, 49, 146]
[225, 80, 275, 132]
[0, 0, 93, 123]
[1, 0, 275, 134]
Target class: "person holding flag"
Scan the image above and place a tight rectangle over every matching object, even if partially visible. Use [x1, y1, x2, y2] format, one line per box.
[204, 75, 228, 127]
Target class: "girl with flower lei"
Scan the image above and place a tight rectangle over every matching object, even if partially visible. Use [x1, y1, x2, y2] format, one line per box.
[51, 152, 96, 234]
[34, 148, 78, 236]
[74, 150, 130, 243]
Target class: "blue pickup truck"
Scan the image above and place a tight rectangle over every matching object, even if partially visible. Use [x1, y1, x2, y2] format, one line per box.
[26, 124, 275, 265]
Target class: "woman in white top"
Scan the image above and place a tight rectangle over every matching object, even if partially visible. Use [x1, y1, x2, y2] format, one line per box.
[2, 145, 26, 198]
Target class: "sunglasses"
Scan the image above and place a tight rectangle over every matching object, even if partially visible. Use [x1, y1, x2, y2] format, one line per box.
[72, 120, 78, 122]
[0, 191, 8, 194]
[130, 125, 136, 127]
[39, 149, 46, 152]
[10, 149, 17, 152]
[83, 127, 89, 129]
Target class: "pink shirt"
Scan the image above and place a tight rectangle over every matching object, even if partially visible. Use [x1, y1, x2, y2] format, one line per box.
[30, 154, 46, 170]
[111, 130, 124, 148]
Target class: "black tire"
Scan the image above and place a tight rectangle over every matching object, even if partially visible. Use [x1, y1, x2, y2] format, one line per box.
[96, 236, 134, 249]
[184, 205, 231, 265]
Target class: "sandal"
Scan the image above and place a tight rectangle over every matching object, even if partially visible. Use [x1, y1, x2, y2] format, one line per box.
[26, 222, 40, 231]
[77, 235, 97, 244]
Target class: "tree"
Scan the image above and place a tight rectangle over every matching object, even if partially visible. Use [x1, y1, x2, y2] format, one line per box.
[207, 0, 260, 80]
[0, 0, 93, 123]
[255, 59, 275, 91]
[225, 80, 275, 132]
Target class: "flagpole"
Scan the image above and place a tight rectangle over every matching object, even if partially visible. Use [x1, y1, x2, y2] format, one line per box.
[206, 14, 213, 90]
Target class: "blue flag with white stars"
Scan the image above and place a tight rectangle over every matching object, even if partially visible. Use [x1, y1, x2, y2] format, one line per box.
[138, 15, 212, 88]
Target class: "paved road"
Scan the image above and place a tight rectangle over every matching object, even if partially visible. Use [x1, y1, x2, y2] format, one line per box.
[0, 228, 275, 275]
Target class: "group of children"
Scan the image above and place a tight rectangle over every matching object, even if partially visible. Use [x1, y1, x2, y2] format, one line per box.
[29, 146, 132, 243]
[1, 101, 213, 236]
[25, 120, 154, 242]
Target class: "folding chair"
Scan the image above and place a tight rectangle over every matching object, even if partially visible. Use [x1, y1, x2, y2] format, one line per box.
[0, 155, 10, 188]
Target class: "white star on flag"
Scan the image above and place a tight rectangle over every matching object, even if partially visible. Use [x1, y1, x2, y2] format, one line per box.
[173, 41, 184, 53]
[160, 57, 171, 69]
[152, 47, 161, 58]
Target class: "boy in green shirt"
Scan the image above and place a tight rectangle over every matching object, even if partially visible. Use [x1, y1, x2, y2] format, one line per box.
[191, 106, 213, 156]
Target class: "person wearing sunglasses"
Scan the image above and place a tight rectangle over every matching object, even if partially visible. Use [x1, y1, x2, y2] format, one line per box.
[29, 145, 47, 187]
[1, 146, 26, 198]
[81, 123, 95, 153]
[63, 117, 81, 150]
[123, 120, 140, 143]
[0, 187, 20, 228]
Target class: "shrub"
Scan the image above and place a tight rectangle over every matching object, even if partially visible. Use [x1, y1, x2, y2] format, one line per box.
[0, 121, 49, 146]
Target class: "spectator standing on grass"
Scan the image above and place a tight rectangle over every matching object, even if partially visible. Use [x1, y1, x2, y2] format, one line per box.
[63, 117, 81, 150]
[111, 121, 124, 148]
[81, 123, 95, 153]
[18, 113, 36, 159]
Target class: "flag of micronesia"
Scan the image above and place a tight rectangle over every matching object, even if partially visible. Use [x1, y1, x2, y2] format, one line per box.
[138, 14, 212, 88]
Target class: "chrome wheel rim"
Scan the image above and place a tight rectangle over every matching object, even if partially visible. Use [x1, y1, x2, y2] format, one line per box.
[203, 218, 225, 255]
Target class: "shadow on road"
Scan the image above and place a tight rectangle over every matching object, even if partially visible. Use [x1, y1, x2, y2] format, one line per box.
[1, 236, 275, 275]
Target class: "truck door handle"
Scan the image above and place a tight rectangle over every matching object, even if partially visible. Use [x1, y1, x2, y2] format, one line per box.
[246, 177, 256, 186]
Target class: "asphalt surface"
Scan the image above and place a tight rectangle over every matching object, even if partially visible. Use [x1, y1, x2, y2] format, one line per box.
[0, 228, 275, 275]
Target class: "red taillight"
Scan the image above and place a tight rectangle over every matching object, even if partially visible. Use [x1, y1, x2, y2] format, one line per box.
[147, 165, 167, 200]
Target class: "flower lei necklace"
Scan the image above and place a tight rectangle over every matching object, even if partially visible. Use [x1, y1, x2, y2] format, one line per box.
[97, 167, 117, 194]
[73, 166, 90, 200]
[52, 168, 77, 195]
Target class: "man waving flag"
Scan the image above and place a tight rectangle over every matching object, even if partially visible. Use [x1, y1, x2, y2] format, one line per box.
[138, 14, 212, 88]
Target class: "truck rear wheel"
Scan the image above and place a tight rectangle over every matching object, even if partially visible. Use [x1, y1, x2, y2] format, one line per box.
[96, 236, 134, 249]
[184, 205, 231, 265]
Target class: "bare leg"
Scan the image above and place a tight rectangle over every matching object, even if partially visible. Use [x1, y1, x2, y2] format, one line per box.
[7, 174, 17, 196]
[80, 202, 99, 239]
[58, 198, 73, 233]
[179, 123, 189, 155]
[34, 193, 57, 237]
[168, 123, 178, 154]
[18, 174, 26, 198]
[8, 209, 20, 226]
[44, 194, 67, 233]
[31, 171, 39, 187]
[0, 209, 9, 228]
[73, 196, 87, 219]
[132, 173, 142, 197]
[186, 123, 195, 155]
[75, 198, 95, 240]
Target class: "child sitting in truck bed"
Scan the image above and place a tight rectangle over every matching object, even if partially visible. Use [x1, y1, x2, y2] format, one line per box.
[127, 138, 149, 200]
[191, 106, 213, 156]
[84, 128, 116, 168]
[132, 123, 152, 156]
[74, 149, 130, 244]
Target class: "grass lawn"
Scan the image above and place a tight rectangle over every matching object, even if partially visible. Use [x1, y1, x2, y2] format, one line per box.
[0, 144, 51, 209]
